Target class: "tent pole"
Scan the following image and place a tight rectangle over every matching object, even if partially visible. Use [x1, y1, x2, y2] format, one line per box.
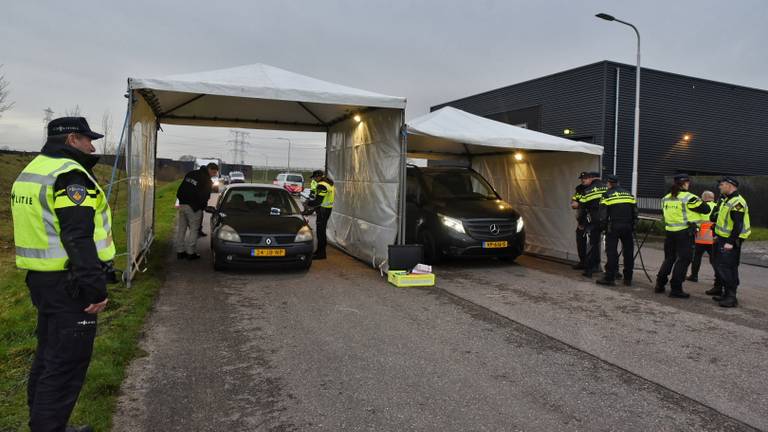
[124, 88, 134, 287]
[398, 121, 407, 245]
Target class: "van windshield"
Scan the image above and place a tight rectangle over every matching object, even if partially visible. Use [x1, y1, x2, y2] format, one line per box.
[287, 175, 303, 183]
[421, 171, 499, 200]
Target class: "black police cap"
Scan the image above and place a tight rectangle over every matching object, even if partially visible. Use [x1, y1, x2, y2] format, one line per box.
[589, 171, 601, 178]
[47, 117, 104, 140]
[578, 171, 588, 179]
[673, 173, 690, 182]
[718, 176, 739, 187]
[312, 170, 324, 178]
[604, 174, 619, 183]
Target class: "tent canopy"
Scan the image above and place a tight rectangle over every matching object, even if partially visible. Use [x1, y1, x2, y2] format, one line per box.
[121, 63, 407, 282]
[404, 106, 602, 261]
[129, 63, 406, 132]
[406, 106, 603, 157]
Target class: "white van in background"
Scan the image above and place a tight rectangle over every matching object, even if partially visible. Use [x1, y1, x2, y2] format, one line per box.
[274, 172, 305, 194]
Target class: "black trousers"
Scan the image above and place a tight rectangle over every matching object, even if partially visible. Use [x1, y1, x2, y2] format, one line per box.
[316, 207, 333, 256]
[713, 237, 742, 293]
[689, 243, 714, 278]
[575, 227, 587, 265]
[605, 226, 634, 281]
[585, 226, 602, 271]
[656, 229, 694, 290]
[26, 271, 97, 432]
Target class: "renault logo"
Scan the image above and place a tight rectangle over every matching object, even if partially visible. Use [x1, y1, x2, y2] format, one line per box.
[489, 224, 500, 235]
[266, 238, 272, 245]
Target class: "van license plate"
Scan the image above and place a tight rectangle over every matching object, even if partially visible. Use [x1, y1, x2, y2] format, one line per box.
[252, 248, 286, 257]
[483, 241, 508, 249]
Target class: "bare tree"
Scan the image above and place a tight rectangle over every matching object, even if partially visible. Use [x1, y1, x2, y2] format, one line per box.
[0, 65, 15, 119]
[100, 110, 114, 154]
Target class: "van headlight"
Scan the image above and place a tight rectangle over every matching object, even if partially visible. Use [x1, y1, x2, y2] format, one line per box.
[439, 213, 466, 234]
[516, 217, 524, 233]
[217, 225, 241, 242]
[294, 225, 313, 242]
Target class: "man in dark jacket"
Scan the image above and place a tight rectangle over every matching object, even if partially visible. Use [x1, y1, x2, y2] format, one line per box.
[578, 172, 608, 277]
[12, 117, 115, 432]
[596, 175, 638, 286]
[175, 163, 218, 259]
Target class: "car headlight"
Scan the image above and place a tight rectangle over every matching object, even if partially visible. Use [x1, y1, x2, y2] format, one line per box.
[294, 225, 313, 242]
[439, 213, 465, 234]
[217, 225, 241, 242]
[516, 217, 524, 233]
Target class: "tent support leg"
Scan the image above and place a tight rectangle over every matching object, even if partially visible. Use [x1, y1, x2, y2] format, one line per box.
[124, 89, 134, 288]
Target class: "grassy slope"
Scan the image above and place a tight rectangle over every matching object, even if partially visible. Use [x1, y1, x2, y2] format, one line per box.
[0, 152, 179, 431]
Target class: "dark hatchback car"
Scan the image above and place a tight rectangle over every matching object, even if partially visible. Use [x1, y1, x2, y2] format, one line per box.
[405, 166, 525, 264]
[207, 184, 314, 270]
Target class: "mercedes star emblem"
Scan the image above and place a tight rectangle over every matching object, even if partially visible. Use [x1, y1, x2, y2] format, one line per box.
[489, 224, 500, 235]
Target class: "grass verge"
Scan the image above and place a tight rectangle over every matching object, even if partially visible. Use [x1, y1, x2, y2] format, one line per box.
[0, 171, 180, 431]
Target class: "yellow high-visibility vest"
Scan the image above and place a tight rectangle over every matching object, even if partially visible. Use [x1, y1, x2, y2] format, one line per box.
[661, 191, 702, 232]
[11, 155, 115, 271]
[714, 195, 751, 240]
[317, 181, 334, 208]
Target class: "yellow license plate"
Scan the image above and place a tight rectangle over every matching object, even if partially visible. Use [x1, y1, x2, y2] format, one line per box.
[252, 248, 286, 257]
[483, 241, 508, 249]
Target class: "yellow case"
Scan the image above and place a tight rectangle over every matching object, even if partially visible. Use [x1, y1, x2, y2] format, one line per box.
[387, 270, 436, 288]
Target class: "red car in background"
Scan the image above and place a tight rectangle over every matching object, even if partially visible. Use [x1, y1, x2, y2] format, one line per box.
[273, 172, 305, 194]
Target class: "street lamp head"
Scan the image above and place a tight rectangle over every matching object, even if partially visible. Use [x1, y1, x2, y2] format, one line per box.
[596, 13, 615, 21]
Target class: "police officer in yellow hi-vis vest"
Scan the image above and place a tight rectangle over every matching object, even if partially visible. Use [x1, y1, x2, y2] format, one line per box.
[596, 174, 638, 286]
[306, 171, 334, 259]
[655, 174, 711, 298]
[710, 176, 750, 308]
[11, 117, 115, 432]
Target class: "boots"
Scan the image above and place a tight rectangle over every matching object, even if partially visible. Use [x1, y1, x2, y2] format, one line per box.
[718, 288, 738, 308]
[669, 286, 690, 298]
[705, 285, 723, 297]
[654, 281, 665, 293]
[596, 276, 615, 286]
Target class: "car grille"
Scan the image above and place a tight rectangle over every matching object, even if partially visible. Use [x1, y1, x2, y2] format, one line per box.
[238, 235, 296, 245]
[274, 235, 296, 245]
[462, 218, 517, 240]
[239, 235, 263, 244]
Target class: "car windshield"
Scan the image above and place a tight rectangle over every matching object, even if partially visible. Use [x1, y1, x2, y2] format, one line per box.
[230, 172, 244, 178]
[421, 170, 498, 200]
[287, 175, 303, 183]
[220, 187, 300, 215]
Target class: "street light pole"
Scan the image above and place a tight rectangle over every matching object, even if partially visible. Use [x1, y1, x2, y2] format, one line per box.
[596, 13, 641, 197]
[275, 137, 293, 171]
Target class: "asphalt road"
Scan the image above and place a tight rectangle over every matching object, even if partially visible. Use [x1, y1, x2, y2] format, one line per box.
[112, 214, 766, 431]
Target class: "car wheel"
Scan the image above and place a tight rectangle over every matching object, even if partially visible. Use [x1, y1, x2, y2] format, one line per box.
[212, 249, 226, 271]
[418, 229, 441, 265]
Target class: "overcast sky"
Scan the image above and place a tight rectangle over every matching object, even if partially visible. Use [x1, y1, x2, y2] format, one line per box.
[1, 0, 766, 168]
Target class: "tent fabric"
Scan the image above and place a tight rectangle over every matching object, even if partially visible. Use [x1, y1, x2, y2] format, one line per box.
[405, 106, 603, 261]
[406, 106, 603, 156]
[473, 152, 600, 261]
[121, 63, 406, 282]
[129, 63, 406, 131]
[326, 109, 404, 267]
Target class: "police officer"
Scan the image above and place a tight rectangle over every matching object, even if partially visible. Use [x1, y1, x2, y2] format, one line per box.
[175, 162, 218, 260]
[306, 173, 335, 259]
[11, 117, 115, 432]
[570, 172, 589, 270]
[686, 190, 716, 283]
[577, 171, 608, 277]
[655, 174, 711, 298]
[596, 175, 638, 286]
[309, 170, 323, 197]
[711, 176, 750, 307]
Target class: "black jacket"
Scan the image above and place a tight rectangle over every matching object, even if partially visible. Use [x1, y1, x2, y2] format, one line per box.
[598, 186, 638, 230]
[35, 136, 107, 304]
[177, 167, 213, 211]
[577, 180, 607, 227]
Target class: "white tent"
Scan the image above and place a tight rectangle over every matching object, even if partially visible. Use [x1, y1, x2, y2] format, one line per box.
[406, 107, 603, 260]
[121, 63, 406, 281]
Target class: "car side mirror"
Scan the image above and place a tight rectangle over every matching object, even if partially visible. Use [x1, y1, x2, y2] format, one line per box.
[204, 206, 217, 214]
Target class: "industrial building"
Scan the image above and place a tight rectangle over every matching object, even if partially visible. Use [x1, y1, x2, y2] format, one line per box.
[433, 60, 768, 208]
